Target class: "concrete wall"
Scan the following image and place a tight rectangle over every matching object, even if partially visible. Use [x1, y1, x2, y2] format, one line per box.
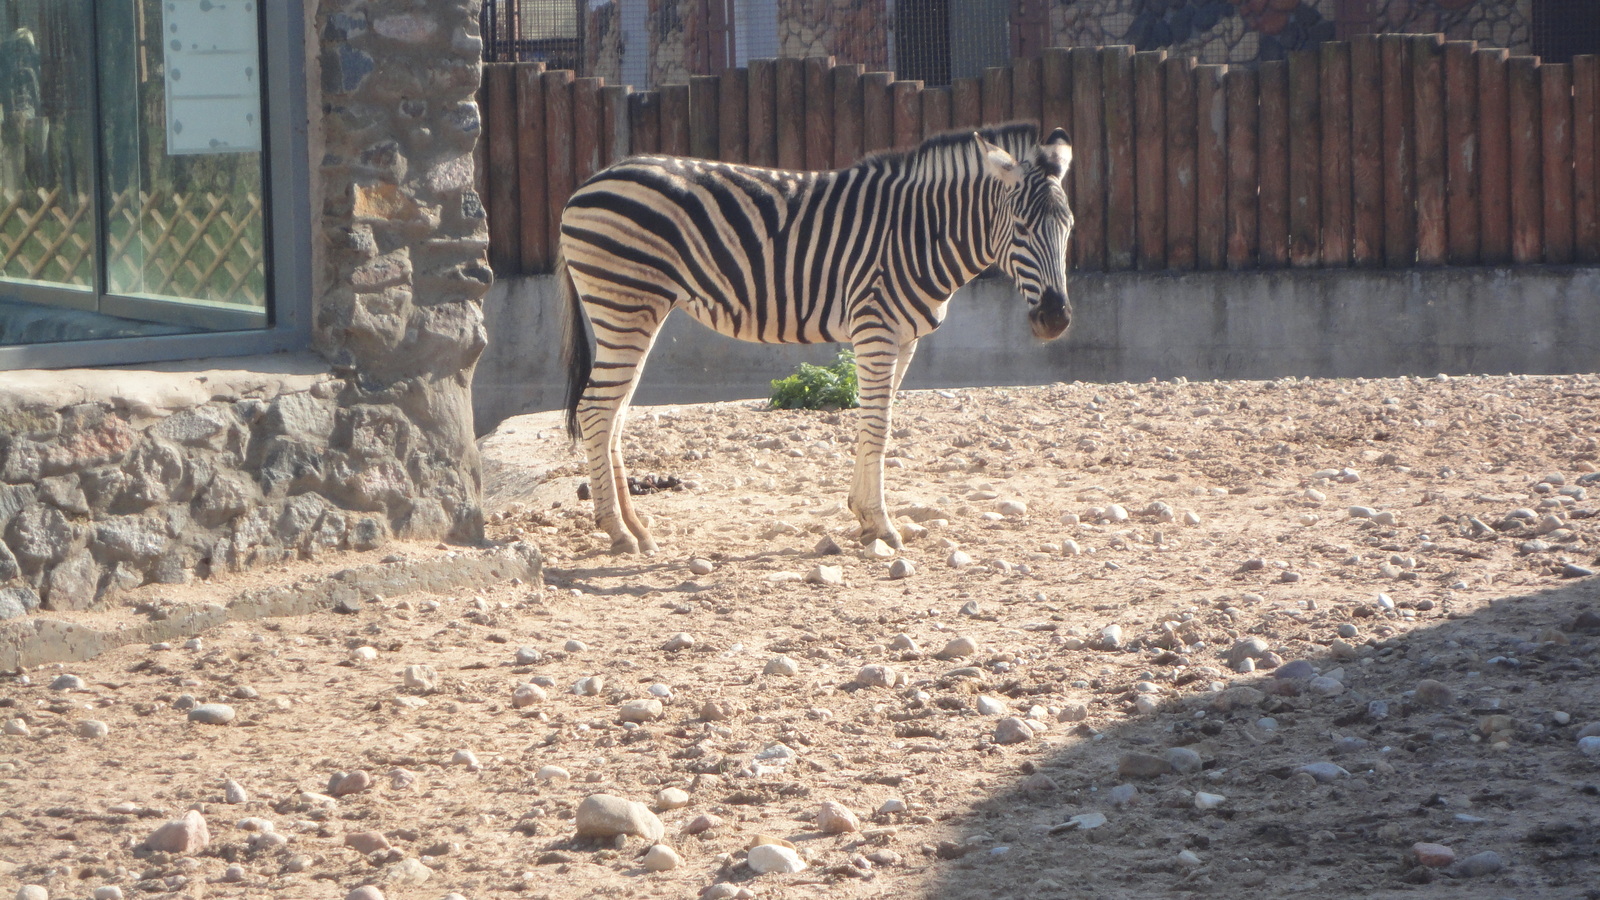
[473, 266, 1600, 435]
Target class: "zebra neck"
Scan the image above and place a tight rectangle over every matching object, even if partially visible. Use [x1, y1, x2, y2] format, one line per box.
[899, 149, 1005, 294]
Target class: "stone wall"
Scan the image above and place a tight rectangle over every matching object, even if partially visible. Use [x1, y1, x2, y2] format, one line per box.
[0, 0, 492, 621]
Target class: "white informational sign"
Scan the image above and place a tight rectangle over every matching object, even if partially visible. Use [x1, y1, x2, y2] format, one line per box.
[163, 0, 263, 155]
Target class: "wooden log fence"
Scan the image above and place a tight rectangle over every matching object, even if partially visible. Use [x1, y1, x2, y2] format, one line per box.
[480, 40, 1600, 278]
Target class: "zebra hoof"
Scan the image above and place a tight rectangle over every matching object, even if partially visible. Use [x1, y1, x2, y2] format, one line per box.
[609, 535, 642, 555]
[859, 529, 903, 550]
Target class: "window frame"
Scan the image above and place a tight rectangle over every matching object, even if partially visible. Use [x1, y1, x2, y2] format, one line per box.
[0, 1, 312, 371]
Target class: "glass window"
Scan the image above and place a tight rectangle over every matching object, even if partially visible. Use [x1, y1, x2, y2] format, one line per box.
[0, 0, 297, 362]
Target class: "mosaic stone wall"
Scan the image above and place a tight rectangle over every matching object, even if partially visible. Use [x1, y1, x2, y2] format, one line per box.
[1098, 0, 1532, 64]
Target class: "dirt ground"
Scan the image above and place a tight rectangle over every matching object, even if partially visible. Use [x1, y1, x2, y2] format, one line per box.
[4, 372, 1600, 900]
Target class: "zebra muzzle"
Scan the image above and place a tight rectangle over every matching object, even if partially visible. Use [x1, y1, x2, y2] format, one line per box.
[1029, 286, 1072, 341]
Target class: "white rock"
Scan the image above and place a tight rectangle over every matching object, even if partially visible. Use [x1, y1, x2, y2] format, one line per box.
[1577, 735, 1600, 758]
[855, 664, 897, 688]
[935, 636, 978, 659]
[746, 843, 807, 874]
[993, 717, 1035, 744]
[817, 800, 860, 834]
[619, 698, 664, 723]
[349, 646, 378, 663]
[656, 787, 690, 810]
[3, 718, 28, 736]
[77, 719, 108, 739]
[536, 765, 571, 781]
[224, 779, 249, 804]
[1193, 791, 1227, 810]
[564, 639, 588, 653]
[643, 843, 682, 871]
[451, 749, 481, 771]
[1066, 812, 1106, 830]
[401, 665, 437, 692]
[143, 809, 211, 853]
[889, 633, 920, 653]
[574, 794, 664, 842]
[976, 695, 1007, 715]
[688, 558, 716, 576]
[512, 683, 547, 708]
[996, 500, 1027, 517]
[1177, 849, 1203, 867]
[661, 632, 695, 651]
[328, 770, 373, 796]
[187, 703, 236, 725]
[91, 887, 123, 900]
[888, 558, 916, 579]
[344, 888, 384, 900]
[863, 539, 896, 559]
[763, 656, 800, 677]
[805, 564, 844, 586]
[380, 857, 432, 885]
[15, 887, 47, 900]
[947, 550, 973, 568]
[877, 798, 907, 815]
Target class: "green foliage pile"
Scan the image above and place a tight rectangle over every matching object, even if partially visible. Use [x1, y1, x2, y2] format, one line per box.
[769, 348, 859, 410]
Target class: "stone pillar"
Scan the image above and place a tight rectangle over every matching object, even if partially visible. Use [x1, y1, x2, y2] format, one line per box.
[316, 0, 491, 543]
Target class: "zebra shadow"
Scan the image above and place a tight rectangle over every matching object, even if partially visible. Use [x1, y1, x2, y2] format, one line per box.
[906, 575, 1600, 900]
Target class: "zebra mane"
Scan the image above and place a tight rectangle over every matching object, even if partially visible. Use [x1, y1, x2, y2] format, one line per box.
[857, 121, 1042, 173]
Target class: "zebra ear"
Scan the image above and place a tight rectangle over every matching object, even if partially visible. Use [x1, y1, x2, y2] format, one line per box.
[1034, 134, 1073, 181]
[975, 134, 1022, 186]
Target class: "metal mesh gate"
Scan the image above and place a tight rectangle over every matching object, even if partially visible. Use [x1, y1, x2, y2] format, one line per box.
[481, 0, 582, 67]
[1533, 0, 1600, 63]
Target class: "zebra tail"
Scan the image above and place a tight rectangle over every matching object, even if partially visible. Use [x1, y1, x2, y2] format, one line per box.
[557, 252, 591, 443]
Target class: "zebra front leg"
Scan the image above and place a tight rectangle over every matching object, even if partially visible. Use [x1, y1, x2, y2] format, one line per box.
[847, 334, 909, 548]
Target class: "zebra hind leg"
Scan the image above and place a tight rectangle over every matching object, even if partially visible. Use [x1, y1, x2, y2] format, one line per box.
[575, 305, 664, 555]
[846, 332, 910, 548]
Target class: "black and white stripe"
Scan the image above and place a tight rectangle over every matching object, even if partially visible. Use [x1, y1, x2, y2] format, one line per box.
[558, 122, 1075, 554]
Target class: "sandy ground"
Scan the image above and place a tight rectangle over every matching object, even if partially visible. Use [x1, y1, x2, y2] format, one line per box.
[3, 372, 1600, 900]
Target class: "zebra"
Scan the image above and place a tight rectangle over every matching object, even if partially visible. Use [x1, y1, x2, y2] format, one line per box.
[558, 122, 1075, 555]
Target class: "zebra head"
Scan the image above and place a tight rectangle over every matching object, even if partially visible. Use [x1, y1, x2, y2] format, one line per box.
[992, 128, 1075, 341]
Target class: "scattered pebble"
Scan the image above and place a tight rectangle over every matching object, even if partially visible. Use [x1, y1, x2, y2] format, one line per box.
[564, 639, 588, 653]
[976, 695, 1007, 716]
[224, 779, 249, 804]
[817, 800, 861, 834]
[49, 674, 86, 691]
[1165, 747, 1202, 774]
[746, 843, 807, 874]
[1296, 762, 1351, 783]
[1412, 842, 1455, 867]
[661, 632, 695, 652]
[805, 565, 844, 586]
[763, 656, 800, 677]
[1193, 791, 1226, 810]
[401, 665, 437, 693]
[888, 558, 916, 579]
[142, 810, 210, 853]
[76, 720, 108, 739]
[187, 704, 236, 725]
[513, 683, 548, 708]
[537, 765, 571, 781]
[514, 646, 542, 665]
[656, 787, 690, 810]
[1415, 679, 1455, 707]
[328, 770, 373, 796]
[1455, 850, 1505, 877]
[642, 843, 682, 871]
[344, 831, 391, 854]
[947, 550, 973, 568]
[855, 664, 897, 688]
[684, 814, 722, 834]
[345, 888, 384, 900]
[935, 636, 978, 659]
[993, 717, 1035, 744]
[1117, 752, 1172, 778]
[688, 558, 716, 576]
[3, 718, 27, 736]
[619, 698, 664, 723]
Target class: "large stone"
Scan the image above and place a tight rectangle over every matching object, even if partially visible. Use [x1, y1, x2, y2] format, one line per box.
[42, 549, 100, 611]
[747, 843, 807, 874]
[0, 586, 42, 620]
[574, 794, 664, 842]
[143, 810, 211, 853]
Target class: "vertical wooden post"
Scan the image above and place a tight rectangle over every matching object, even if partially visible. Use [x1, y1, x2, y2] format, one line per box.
[1225, 67, 1258, 270]
[1013, 55, 1043, 127]
[1287, 49, 1321, 268]
[1380, 35, 1415, 267]
[660, 83, 690, 157]
[1134, 50, 1166, 270]
[573, 77, 605, 187]
[747, 58, 778, 167]
[1444, 41, 1480, 265]
[1073, 47, 1107, 271]
[601, 84, 633, 167]
[1164, 54, 1197, 271]
[922, 87, 952, 139]
[1412, 35, 1447, 266]
[1575, 55, 1600, 263]
[544, 69, 577, 270]
[804, 57, 835, 170]
[982, 66, 1013, 124]
[1259, 60, 1290, 268]
[629, 90, 661, 155]
[718, 67, 748, 163]
[689, 75, 719, 160]
[862, 71, 895, 154]
[524, 62, 556, 273]
[1508, 56, 1543, 264]
[1043, 47, 1074, 138]
[952, 77, 982, 129]
[1478, 48, 1511, 265]
[1542, 63, 1575, 264]
[776, 57, 806, 170]
[892, 80, 924, 151]
[1102, 46, 1137, 271]
[1196, 64, 1228, 271]
[833, 63, 866, 168]
[1350, 35, 1383, 267]
[484, 63, 521, 276]
[1320, 41, 1352, 266]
